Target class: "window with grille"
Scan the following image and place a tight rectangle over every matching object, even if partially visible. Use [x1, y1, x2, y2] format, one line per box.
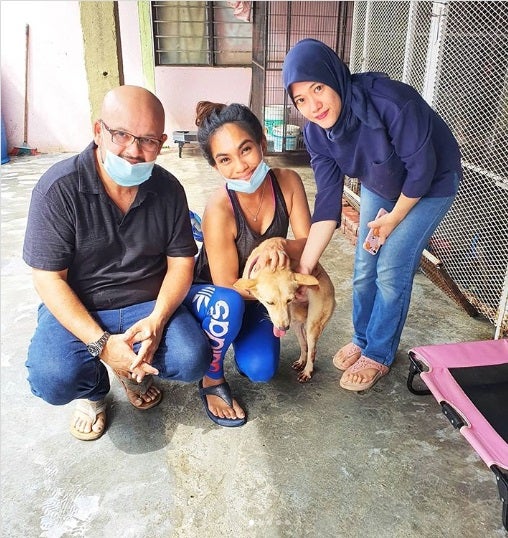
[152, 1, 253, 66]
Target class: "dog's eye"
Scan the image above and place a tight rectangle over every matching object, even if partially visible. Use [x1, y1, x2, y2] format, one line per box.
[266, 301, 275, 305]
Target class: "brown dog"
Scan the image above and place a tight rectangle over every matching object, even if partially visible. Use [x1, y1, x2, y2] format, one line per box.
[234, 238, 335, 382]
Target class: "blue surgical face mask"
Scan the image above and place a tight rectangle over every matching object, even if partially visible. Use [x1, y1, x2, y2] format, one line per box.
[103, 150, 156, 187]
[225, 159, 270, 194]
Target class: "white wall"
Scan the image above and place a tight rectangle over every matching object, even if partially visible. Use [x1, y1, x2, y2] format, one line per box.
[1, 1, 91, 153]
[118, 1, 146, 88]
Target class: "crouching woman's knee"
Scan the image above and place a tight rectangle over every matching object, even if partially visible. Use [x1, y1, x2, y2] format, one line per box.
[237, 352, 279, 383]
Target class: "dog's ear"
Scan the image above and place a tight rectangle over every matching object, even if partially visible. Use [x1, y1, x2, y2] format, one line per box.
[233, 278, 257, 292]
[294, 273, 319, 286]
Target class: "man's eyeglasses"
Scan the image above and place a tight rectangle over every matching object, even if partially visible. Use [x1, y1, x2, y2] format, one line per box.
[100, 120, 162, 153]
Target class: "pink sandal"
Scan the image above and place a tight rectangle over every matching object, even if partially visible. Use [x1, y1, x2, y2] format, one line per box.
[333, 342, 362, 370]
[340, 356, 389, 392]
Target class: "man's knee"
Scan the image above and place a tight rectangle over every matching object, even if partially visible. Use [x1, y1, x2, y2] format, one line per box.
[167, 341, 212, 382]
[26, 349, 107, 405]
[27, 362, 82, 405]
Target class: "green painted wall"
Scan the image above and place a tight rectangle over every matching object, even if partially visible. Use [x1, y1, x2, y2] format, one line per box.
[138, 1, 155, 92]
[79, 1, 123, 123]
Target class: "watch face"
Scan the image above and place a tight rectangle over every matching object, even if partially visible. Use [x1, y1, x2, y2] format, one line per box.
[87, 332, 110, 357]
[87, 344, 100, 357]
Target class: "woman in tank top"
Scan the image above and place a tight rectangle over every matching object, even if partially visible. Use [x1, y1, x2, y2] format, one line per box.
[184, 101, 312, 427]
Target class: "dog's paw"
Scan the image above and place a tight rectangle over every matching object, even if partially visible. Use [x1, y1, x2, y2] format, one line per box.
[297, 370, 313, 383]
[291, 359, 305, 371]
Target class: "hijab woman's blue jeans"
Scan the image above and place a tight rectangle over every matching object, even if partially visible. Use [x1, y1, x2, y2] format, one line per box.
[352, 183, 457, 367]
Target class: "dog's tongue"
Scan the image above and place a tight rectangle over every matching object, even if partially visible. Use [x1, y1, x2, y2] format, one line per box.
[273, 327, 286, 338]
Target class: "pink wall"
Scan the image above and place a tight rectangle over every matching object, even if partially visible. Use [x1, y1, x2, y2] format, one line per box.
[119, 2, 252, 137]
[156, 67, 252, 135]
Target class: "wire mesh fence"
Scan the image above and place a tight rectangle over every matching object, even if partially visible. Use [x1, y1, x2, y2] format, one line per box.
[349, 0, 508, 337]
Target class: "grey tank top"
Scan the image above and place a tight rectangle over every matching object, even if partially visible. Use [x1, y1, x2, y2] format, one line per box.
[194, 169, 290, 283]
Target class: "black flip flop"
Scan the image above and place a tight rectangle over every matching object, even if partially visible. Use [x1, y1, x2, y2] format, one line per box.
[198, 380, 246, 427]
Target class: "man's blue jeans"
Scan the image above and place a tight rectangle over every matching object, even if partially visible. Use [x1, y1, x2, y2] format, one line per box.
[352, 185, 457, 366]
[25, 301, 212, 405]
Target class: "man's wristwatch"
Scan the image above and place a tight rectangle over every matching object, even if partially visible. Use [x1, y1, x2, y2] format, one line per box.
[86, 331, 110, 357]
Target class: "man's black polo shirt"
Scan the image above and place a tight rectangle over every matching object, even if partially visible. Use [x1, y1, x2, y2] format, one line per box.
[23, 142, 197, 311]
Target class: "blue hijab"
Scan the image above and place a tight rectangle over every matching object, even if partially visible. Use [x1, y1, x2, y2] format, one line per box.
[282, 39, 386, 140]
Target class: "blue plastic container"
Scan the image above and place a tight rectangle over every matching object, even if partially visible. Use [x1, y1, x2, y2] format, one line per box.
[1, 116, 10, 164]
[189, 210, 203, 243]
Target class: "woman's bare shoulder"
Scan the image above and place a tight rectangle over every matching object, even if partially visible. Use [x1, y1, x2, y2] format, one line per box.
[271, 167, 305, 189]
[203, 187, 234, 224]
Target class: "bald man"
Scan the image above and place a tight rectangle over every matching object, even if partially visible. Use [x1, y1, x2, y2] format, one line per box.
[23, 86, 212, 440]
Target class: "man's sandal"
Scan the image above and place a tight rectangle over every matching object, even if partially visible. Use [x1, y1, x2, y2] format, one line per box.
[198, 380, 246, 428]
[333, 342, 362, 370]
[70, 399, 107, 441]
[114, 372, 163, 410]
[339, 356, 389, 392]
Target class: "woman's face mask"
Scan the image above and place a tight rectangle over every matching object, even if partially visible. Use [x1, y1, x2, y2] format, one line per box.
[224, 159, 270, 194]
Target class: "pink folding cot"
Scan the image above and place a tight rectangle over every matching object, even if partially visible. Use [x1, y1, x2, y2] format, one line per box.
[407, 338, 508, 530]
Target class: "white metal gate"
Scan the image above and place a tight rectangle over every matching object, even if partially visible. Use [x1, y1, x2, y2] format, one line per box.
[349, 0, 508, 338]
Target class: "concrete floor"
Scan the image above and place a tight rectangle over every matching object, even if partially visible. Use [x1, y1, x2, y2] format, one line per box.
[1, 146, 505, 538]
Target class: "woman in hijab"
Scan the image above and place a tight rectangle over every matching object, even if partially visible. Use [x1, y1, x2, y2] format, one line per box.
[282, 38, 461, 392]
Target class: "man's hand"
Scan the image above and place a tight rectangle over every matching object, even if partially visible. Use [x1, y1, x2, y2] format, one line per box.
[122, 317, 164, 381]
[100, 330, 159, 383]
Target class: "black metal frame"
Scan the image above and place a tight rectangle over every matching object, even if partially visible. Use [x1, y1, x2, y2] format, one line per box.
[172, 130, 198, 158]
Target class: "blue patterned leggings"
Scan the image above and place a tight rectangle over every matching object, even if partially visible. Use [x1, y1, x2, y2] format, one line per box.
[184, 285, 281, 382]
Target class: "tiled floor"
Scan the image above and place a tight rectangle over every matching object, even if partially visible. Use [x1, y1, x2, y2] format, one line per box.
[1, 147, 503, 537]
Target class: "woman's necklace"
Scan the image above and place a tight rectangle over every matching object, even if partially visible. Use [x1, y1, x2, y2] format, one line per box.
[243, 179, 267, 222]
